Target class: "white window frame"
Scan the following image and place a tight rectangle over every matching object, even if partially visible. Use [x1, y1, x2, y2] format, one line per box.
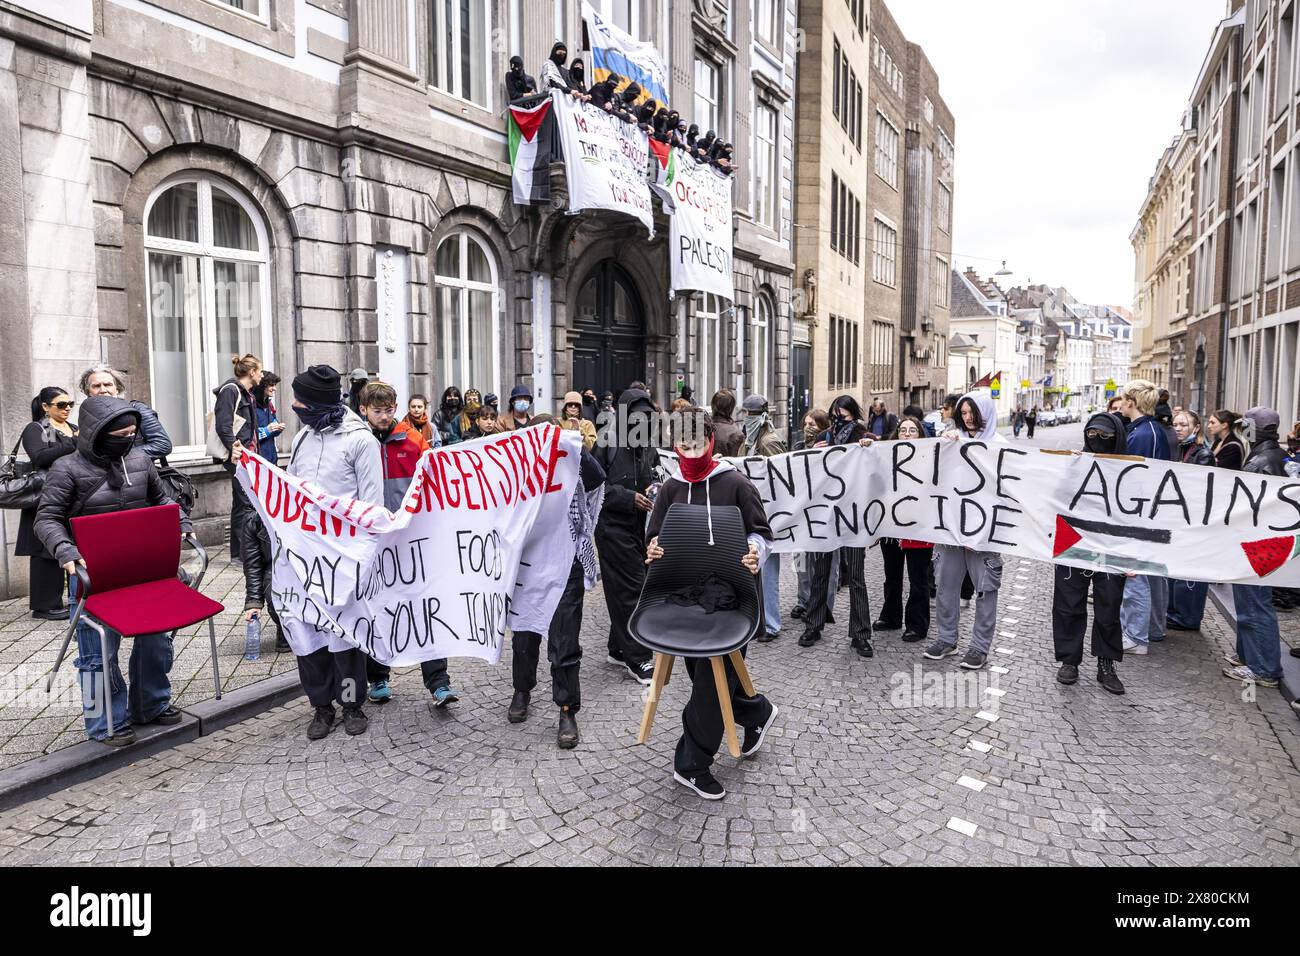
[143, 174, 274, 456]
[753, 0, 781, 49]
[434, 231, 501, 398]
[753, 101, 780, 231]
[874, 110, 899, 189]
[694, 55, 728, 141]
[429, 0, 494, 110]
[752, 293, 772, 398]
[204, 0, 268, 25]
[937, 182, 951, 234]
[934, 255, 950, 308]
[696, 294, 722, 402]
[873, 215, 897, 288]
[594, 0, 641, 37]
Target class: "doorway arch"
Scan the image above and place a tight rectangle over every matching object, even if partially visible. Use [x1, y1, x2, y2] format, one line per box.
[571, 260, 646, 398]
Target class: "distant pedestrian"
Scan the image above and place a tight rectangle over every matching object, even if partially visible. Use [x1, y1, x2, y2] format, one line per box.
[867, 399, 897, 439]
[16, 388, 79, 620]
[710, 389, 744, 457]
[1026, 404, 1038, 438]
[251, 371, 283, 465]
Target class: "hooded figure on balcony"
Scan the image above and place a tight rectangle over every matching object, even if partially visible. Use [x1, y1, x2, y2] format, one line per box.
[506, 55, 537, 102]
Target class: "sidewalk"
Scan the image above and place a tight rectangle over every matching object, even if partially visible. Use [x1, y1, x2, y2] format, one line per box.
[0, 553, 298, 772]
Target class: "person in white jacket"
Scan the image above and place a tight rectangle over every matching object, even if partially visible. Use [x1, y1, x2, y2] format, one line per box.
[923, 391, 1005, 670]
[285, 364, 383, 740]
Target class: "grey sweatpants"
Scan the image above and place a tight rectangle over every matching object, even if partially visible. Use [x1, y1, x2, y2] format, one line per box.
[933, 544, 1003, 655]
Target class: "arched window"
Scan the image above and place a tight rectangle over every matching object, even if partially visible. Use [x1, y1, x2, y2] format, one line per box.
[751, 293, 773, 399]
[144, 175, 273, 450]
[434, 231, 499, 395]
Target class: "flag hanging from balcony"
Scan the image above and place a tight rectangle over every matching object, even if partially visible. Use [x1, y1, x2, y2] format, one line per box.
[582, 0, 669, 110]
[508, 97, 555, 204]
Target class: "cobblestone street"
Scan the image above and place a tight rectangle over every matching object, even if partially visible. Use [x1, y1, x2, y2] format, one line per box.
[1, 507, 1297, 864]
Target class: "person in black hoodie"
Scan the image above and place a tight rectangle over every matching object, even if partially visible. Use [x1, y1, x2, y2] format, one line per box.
[567, 57, 589, 96]
[1052, 412, 1129, 695]
[645, 408, 778, 800]
[593, 387, 659, 684]
[431, 386, 463, 445]
[35, 396, 193, 745]
[506, 55, 537, 102]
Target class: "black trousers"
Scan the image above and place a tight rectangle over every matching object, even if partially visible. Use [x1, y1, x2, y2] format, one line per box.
[228, 470, 251, 561]
[297, 646, 368, 710]
[1051, 565, 1125, 665]
[595, 522, 651, 666]
[879, 540, 931, 636]
[801, 547, 871, 645]
[365, 655, 450, 693]
[675, 650, 771, 775]
[512, 559, 584, 710]
[28, 554, 66, 612]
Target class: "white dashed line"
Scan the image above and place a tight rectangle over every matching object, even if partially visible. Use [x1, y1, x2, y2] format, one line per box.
[957, 775, 988, 793]
[947, 817, 979, 836]
[990, 666, 1010, 675]
[1003, 618, 1020, 625]
[975, 710, 1000, 722]
[967, 740, 993, 753]
[984, 687, 1006, 698]
[994, 647, 1015, 656]
[998, 631, 1017, 639]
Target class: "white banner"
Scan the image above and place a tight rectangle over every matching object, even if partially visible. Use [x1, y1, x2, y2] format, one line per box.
[552, 91, 654, 235]
[658, 440, 1300, 586]
[236, 425, 584, 665]
[664, 146, 734, 301]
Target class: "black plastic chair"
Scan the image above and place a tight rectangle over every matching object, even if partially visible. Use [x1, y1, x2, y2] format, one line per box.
[629, 503, 764, 757]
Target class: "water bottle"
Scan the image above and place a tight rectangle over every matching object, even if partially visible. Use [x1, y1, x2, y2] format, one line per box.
[245, 612, 261, 661]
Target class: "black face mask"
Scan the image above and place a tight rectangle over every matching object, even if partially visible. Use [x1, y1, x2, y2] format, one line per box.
[98, 432, 136, 459]
[551, 49, 567, 67]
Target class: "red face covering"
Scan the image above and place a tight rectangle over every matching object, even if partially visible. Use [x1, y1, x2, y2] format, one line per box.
[677, 437, 718, 483]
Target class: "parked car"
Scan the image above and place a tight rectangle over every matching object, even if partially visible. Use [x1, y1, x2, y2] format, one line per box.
[1038, 409, 1059, 427]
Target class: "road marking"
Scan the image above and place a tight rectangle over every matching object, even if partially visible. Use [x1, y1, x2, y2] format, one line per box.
[975, 710, 1000, 722]
[995, 647, 1015, 655]
[1003, 618, 1020, 625]
[990, 666, 1010, 675]
[998, 631, 1017, 638]
[984, 687, 1006, 697]
[947, 817, 978, 836]
[957, 775, 988, 793]
[967, 740, 993, 753]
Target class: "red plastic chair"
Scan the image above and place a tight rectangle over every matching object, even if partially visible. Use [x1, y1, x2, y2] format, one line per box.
[45, 504, 225, 737]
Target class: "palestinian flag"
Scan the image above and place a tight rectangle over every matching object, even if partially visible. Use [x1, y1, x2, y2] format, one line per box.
[648, 138, 676, 212]
[508, 98, 554, 205]
[1051, 514, 1170, 575]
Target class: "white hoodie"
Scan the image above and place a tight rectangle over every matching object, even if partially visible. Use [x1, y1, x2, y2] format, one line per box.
[955, 391, 1006, 444]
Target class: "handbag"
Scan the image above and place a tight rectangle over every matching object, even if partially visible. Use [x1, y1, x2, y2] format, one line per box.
[0, 434, 44, 511]
[205, 383, 247, 461]
[156, 456, 196, 516]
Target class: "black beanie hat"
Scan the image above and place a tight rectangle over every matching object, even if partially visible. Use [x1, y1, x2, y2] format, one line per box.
[293, 364, 343, 406]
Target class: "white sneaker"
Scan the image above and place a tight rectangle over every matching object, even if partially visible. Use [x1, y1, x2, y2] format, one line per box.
[1222, 651, 1244, 667]
[1222, 664, 1278, 688]
[1122, 636, 1148, 655]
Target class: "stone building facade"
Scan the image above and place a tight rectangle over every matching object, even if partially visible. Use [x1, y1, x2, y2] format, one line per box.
[792, 0, 953, 427]
[0, 0, 798, 598]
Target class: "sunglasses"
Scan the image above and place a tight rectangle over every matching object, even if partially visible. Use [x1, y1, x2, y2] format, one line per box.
[50, 401, 75, 410]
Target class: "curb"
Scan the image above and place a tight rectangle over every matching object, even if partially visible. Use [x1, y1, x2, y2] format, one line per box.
[0, 673, 304, 813]
[1207, 584, 1300, 706]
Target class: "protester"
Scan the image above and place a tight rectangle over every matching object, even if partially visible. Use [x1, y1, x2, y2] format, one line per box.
[1208, 409, 1248, 470]
[671, 397, 692, 414]
[34, 395, 192, 745]
[874, 416, 932, 644]
[791, 409, 836, 622]
[500, 384, 534, 431]
[936, 393, 961, 437]
[284, 365, 383, 739]
[1155, 389, 1178, 460]
[402, 394, 435, 446]
[644, 408, 778, 800]
[463, 403, 498, 439]
[1052, 411, 1129, 695]
[354, 382, 460, 708]
[1106, 396, 1124, 414]
[1115, 380, 1173, 656]
[798, 396, 872, 656]
[1222, 406, 1286, 689]
[710, 389, 744, 457]
[78, 364, 173, 460]
[593, 387, 658, 684]
[1166, 409, 1214, 632]
[505, 55, 537, 102]
[903, 403, 934, 438]
[1012, 406, 1025, 438]
[567, 57, 589, 97]
[455, 389, 483, 441]
[16, 388, 78, 620]
[509, 441, 606, 749]
[347, 368, 368, 414]
[431, 386, 464, 444]
[559, 390, 597, 451]
[251, 371, 283, 465]
[867, 399, 898, 440]
[540, 41, 578, 97]
[213, 354, 261, 560]
[580, 388, 600, 424]
[741, 394, 787, 641]
[1026, 404, 1038, 438]
[924, 392, 1004, 670]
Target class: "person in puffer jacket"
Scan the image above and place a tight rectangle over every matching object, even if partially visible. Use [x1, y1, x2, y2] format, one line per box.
[282, 365, 383, 741]
[354, 381, 461, 709]
[34, 396, 193, 746]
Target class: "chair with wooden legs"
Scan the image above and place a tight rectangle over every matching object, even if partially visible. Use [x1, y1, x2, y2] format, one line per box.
[628, 503, 764, 757]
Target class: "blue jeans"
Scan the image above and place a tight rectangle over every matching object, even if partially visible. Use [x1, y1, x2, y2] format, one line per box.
[1120, 574, 1168, 646]
[70, 577, 174, 740]
[1231, 584, 1283, 680]
[1166, 579, 1208, 629]
[761, 553, 781, 637]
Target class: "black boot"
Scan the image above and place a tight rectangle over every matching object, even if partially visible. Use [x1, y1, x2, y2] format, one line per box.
[508, 690, 530, 723]
[342, 707, 368, 735]
[1056, 663, 1079, 685]
[306, 706, 335, 740]
[851, 636, 874, 659]
[1097, 659, 1125, 695]
[557, 706, 579, 749]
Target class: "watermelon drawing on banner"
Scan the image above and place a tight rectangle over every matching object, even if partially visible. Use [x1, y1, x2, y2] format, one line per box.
[1240, 535, 1300, 578]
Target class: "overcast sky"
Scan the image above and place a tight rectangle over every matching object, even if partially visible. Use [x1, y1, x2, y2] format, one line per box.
[886, 0, 1228, 308]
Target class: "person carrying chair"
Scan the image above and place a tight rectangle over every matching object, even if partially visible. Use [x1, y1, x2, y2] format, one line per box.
[642, 407, 780, 800]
